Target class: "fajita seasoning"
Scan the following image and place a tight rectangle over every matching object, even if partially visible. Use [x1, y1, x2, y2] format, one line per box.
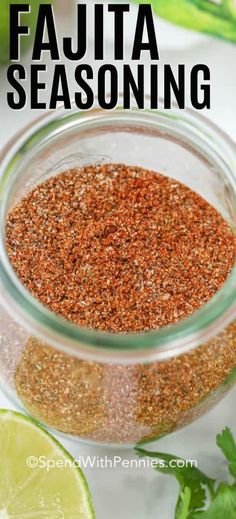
[6, 164, 236, 443]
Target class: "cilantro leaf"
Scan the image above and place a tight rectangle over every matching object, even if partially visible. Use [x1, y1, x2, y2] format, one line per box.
[135, 447, 215, 517]
[136, 428, 236, 518]
[216, 427, 236, 479]
[178, 487, 192, 519]
[190, 483, 236, 519]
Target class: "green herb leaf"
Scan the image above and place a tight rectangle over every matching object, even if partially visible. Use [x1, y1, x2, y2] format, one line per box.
[136, 428, 236, 518]
[190, 483, 236, 519]
[178, 487, 192, 519]
[135, 0, 236, 44]
[135, 447, 215, 517]
[216, 427, 236, 479]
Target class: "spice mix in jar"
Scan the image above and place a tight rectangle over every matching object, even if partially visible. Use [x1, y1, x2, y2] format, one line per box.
[5, 163, 236, 444]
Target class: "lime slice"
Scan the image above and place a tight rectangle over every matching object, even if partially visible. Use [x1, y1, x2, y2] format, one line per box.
[0, 409, 95, 518]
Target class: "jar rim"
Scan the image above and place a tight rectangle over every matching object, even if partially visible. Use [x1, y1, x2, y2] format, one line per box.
[1, 102, 236, 362]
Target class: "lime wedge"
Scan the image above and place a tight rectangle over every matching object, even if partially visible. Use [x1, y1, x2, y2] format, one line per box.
[0, 409, 95, 518]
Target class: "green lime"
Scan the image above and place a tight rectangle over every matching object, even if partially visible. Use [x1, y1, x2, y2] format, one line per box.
[0, 0, 51, 65]
[0, 409, 95, 518]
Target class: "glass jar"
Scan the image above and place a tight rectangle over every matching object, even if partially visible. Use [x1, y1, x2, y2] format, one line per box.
[1, 102, 236, 447]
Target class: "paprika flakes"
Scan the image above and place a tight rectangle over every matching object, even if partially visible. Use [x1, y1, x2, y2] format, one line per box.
[6, 163, 236, 443]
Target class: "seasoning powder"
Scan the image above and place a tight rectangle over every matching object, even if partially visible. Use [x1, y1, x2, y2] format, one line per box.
[6, 164, 236, 443]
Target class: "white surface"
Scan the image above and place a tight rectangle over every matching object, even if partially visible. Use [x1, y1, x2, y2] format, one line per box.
[1, 8, 236, 519]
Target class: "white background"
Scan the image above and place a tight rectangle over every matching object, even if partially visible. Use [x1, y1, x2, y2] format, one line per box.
[0, 4, 236, 518]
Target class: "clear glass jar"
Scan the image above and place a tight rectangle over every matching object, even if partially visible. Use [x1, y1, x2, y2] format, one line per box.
[1, 102, 236, 447]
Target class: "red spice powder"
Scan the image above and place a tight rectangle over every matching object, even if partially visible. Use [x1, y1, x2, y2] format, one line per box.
[6, 163, 236, 332]
[5, 163, 236, 444]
